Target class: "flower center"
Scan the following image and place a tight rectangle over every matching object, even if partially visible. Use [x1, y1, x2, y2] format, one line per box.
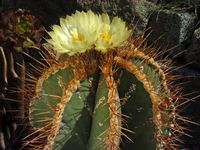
[101, 24, 111, 42]
[71, 28, 85, 42]
[102, 32, 111, 41]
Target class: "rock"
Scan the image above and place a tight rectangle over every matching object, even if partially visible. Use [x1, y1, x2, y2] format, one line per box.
[76, 0, 134, 18]
[146, 9, 197, 57]
[1, 0, 159, 33]
[159, 0, 200, 5]
[196, 7, 200, 27]
[185, 28, 200, 68]
[132, 0, 159, 23]
[76, 0, 159, 34]
[146, 0, 160, 4]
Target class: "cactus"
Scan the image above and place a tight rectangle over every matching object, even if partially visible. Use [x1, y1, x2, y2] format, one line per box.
[0, 10, 191, 150]
[18, 10, 190, 150]
[26, 50, 179, 149]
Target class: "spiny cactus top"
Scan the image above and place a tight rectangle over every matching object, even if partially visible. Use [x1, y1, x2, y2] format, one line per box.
[46, 10, 131, 56]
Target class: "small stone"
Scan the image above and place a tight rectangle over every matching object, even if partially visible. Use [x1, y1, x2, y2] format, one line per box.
[185, 27, 200, 68]
[146, 9, 197, 57]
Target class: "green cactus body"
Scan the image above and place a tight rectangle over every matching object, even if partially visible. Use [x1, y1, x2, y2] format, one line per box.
[24, 48, 179, 150]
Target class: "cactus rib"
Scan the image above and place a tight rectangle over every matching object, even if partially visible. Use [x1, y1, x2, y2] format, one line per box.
[117, 49, 170, 94]
[101, 60, 121, 150]
[114, 56, 177, 149]
[115, 57, 161, 126]
[44, 77, 83, 149]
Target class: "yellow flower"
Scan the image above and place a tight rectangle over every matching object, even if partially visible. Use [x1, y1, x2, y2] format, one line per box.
[95, 13, 131, 52]
[46, 10, 101, 56]
[46, 10, 132, 56]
